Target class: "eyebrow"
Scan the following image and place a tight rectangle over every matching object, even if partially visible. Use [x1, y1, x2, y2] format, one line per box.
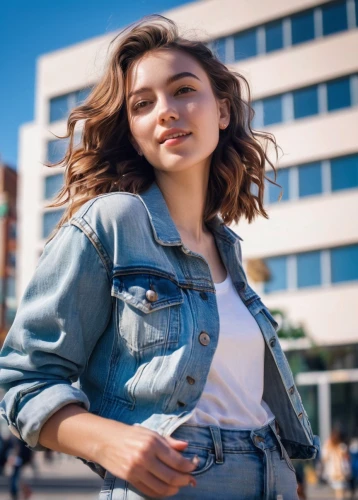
[127, 72, 201, 100]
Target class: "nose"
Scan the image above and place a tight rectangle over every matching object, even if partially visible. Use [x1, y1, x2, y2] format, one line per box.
[157, 96, 179, 123]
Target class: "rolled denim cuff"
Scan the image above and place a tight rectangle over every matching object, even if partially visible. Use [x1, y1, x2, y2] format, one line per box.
[9, 382, 90, 451]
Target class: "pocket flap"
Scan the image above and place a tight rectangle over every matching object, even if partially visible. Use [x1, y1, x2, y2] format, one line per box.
[111, 274, 184, 313]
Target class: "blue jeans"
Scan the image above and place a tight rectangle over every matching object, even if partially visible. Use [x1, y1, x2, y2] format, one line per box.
[99, 418, 299, 500]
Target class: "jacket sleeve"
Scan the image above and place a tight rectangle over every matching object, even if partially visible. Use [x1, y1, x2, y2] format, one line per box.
[0, 222, 112, 450]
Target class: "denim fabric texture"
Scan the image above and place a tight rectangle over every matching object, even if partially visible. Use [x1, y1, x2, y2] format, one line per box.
[0, 181, 319, 477]
[99, 419, 299, 500]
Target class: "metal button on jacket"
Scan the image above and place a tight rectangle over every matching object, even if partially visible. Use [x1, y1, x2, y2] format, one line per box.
[199, 331, 210, 346]
[269, 337, 276, 348]
[186, 376, 195, 385]
[146, 289, 158, 302]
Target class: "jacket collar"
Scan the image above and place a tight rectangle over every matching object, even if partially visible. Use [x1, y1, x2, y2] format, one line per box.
[138, 181, 243, 247]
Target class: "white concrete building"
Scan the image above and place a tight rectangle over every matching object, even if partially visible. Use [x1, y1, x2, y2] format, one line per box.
[18, 0, 358, 444]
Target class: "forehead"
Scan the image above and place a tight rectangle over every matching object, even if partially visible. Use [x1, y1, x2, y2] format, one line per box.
[126, 49, 209, 94]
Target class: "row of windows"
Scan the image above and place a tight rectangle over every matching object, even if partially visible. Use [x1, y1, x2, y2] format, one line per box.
[43, 152, 358, 205]
[263, 244, 358, 294]
[266, 153, 358, 203]
[253, 73, 358, 128]
[210, 0, 358, 63]
[49, 87, 92, 123]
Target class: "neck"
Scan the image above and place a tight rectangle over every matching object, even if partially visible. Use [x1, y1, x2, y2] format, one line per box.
[155, 165, 210, 245]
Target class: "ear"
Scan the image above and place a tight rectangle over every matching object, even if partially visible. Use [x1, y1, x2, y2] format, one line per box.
[217, 98, 230, 130]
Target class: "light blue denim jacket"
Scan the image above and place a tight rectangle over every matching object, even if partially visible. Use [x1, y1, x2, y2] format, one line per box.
[0, 181, 319, 477]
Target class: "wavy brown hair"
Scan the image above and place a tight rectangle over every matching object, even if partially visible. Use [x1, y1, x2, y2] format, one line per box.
[47, 14, 280, 235]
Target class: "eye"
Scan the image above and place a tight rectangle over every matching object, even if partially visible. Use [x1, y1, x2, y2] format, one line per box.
[176, 86, 195, 95]
[133, 100, 149, 111]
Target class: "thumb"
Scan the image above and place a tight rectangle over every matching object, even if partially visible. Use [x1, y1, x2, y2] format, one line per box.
[165, 436, 189, 450]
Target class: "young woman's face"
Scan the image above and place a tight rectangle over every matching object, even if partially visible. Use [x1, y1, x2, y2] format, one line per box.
[126, 49, 229, 175]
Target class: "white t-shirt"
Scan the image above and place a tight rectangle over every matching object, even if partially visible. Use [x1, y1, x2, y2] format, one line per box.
[187, 271, 275, 429]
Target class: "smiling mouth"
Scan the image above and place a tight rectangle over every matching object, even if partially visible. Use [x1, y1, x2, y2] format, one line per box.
[160, 133, 192, 145]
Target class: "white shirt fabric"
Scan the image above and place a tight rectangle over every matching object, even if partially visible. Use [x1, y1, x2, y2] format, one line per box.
[187, 271, 275, 429]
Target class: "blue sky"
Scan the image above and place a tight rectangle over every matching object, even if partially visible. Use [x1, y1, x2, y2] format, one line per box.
[0, 0, 193, 169]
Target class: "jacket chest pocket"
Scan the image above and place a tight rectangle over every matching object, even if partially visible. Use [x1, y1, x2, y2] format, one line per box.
[111, 273, 184, 352]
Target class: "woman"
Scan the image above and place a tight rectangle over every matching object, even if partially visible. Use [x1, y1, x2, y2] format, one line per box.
[322, 429, 351, 499]
[0, 15, 319, 500]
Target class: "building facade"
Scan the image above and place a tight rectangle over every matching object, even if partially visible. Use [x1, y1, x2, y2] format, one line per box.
[17, 0, 358, 444]
[0, 164, 17, 345]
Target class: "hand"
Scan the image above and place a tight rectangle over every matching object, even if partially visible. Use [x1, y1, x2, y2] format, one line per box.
[98, 420, 199, 498]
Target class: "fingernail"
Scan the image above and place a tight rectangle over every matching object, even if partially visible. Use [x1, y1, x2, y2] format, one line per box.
[189, 478, 196, 487]
[192, 455, 200, 467]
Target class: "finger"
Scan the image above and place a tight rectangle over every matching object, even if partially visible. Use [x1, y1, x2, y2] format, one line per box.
[165, 436, 189, 450]
[146, 456, 197, 488]
[134, 469, 181, 498]
[156, 441, 198, 473]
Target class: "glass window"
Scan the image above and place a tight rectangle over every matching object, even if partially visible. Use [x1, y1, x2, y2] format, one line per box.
[266, 168, 290, 203]
[212, 38, 226, 61]
[297, 251, 322, 288]
[331, 154, 358, 191]
[265, 20, 283, 53]
[5, 307, 17, 329]
[47, 139, 68, 164]
[75, 87, 92, 105]
[49, 94, 70, 123]
[42, 210, 65, 239]
[327, 76, 351, 112]
[322, 0, 348, 36]
[263, 95, 283, 126]
[264, 256, 288, 293]
[299, 162, 322, 197]
[6, 276, 16, 299]
[293, 85, 319, 119]
[234, 28, 257, 61]
[44, 174, 64, 200]
[331, 245, 358, 283]
[291, 9, 315, 45]
[7, 251, 16, 268]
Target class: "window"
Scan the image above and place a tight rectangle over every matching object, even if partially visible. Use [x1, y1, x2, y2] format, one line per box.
[213, 38, 226, 61]
[297, 251, 321, 288]
[299, 162, 322, 197]
[291, 9, 315, 45]
[6, 276, 16, 299]
[49, 87, 93, 123]
[47, 138, 69, 164]
[331, 154, 358, 191]
[42, 210, 65, 239]
[331, 245, 358, 283]
[322, 0, 348, 36]
[49, 95, 69, 123]
[7, 251, 16, 268]
[265, 19, 283, 53]
[266, 168, 289, 203]
[293, 85, 319, 119]
[5, 307, 17, 329]
[75, 87, 92, 105]
[264, 256, 288, 293]
[327, 76, 351, 111]
[44, 174, 64, 200]
[234, 28, 257, 61]
[263, 95, 283, 126]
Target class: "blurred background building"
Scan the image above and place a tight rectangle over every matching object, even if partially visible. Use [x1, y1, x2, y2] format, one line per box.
[0, 164, 17, 345]
[15, 0, 358, 448]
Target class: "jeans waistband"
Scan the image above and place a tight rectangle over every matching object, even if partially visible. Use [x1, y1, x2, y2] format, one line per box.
[172, 418, 281, 458]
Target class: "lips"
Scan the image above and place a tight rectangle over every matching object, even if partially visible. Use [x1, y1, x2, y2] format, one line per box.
[158, 129, 192, 144]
